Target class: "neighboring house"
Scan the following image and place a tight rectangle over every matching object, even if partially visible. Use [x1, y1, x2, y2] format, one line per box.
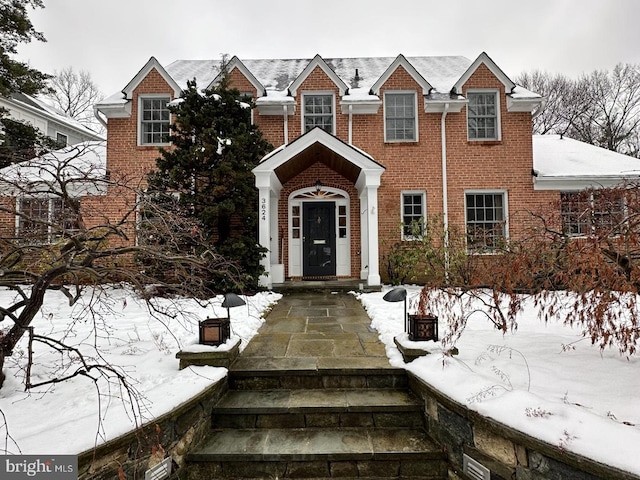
[90, 52, 640, 288]
[0, 92, 104, 146]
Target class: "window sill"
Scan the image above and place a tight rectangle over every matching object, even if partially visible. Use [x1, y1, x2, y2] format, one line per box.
[467, 139, 502, 146]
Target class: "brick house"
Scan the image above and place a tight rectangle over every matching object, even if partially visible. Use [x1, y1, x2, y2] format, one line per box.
[90, 52, 639, 288]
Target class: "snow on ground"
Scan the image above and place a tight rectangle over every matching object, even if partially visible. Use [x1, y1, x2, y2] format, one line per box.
[357, 285, 640, 476]
[1, 283, 639, 476]
[0, 285, 280, 455]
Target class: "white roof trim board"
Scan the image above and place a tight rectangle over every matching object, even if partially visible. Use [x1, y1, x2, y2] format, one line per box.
[452, 52, 516, 95]
[370, 54, 433, 96]
[122, 57, 182, 99]
[288, 54, 350, 97]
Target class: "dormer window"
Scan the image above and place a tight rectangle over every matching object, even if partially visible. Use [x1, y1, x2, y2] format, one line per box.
[303, 93, 334, 134]
[467, 91, 500, 141]
[384, 92, 417, 142]
[139, 95, 171, 145]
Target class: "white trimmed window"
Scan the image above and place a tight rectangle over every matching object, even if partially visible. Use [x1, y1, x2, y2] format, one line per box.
[56, 132, 68, 146]
[401, 191, 426, 240]
[139, 95, 171, 145]
[303, 93, 334, 134]
[465, 191, 507, 252]
[467, 91, 500, 141]
[17, 197, 80, 243]
[561, 190, 625, 237]
[385, 92, 417, 142]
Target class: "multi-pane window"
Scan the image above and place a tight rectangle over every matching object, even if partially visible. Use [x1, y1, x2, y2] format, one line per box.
[303, 94, 333, 134]
[18, 197, 80, 243]
[56, 132, 68, 147]
[561, 190, 625, 237]
[385, 93, 416, 141]
[402, 191, 425, 239]
[140, 96, 170, 145]
[465, 192, 506, 252]
[467, 92, 498, 140]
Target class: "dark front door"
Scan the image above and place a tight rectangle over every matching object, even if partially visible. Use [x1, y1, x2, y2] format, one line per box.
[303, 202, 336, 277]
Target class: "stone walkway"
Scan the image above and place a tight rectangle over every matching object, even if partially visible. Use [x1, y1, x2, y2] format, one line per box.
[231, 290, 394, 373]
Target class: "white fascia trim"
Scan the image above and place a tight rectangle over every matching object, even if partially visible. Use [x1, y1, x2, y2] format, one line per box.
[96, 101, 132, 119]
[507, 95, 544, 113]
[371, 54, 432, 96]
[424, 98, 467, 113]
[453, 52, 515, 95]
[254, 128, 384, 177]
[122, 57, 181, 99]
[288, 54, 349, 97]
[533, 176, 635, 191]
[207, 56, 266, 96]
[340, 98, 382, 115]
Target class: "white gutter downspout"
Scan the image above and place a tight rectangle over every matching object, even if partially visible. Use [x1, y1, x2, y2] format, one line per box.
[441, 103, 450, 274]
[283, 105, 289, 145]
[93, 105, 108, 129]
[348, 104, 353, 145]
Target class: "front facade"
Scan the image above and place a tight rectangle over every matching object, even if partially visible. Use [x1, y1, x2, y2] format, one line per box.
[94, 52, 555, 287]
[92, 51, 640, 288]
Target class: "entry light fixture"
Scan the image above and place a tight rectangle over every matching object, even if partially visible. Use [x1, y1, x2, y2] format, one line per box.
[315, 179, 322, 193]
[198, 293, 246, 346]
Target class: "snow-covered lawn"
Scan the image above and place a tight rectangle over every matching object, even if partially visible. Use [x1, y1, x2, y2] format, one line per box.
[0, 285, 280, 455]
[1, 284, 638, 477]
[357, 285, 640, 476]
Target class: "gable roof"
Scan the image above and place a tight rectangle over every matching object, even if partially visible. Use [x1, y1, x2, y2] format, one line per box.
[122, 56, 182, 99]
[452, 52, 516, 95]
[288, 54, 350, 96]
[370, 54, 432, 95]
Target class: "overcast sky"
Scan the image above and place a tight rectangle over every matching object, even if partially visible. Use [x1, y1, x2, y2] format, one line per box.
[16, 0, 640, 97]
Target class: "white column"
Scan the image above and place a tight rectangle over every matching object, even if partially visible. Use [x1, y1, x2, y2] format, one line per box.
[359, 192, 369, 280]
[366, 185, 381, 286]
[258, 186, 272, 288]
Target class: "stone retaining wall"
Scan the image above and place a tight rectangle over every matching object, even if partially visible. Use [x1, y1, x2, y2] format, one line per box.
[77, 378, 228, 480]
[407, 372, 640, 480]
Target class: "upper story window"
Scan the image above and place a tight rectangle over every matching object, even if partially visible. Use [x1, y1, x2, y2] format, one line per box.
[561, 190, 625, 237]
[401, 191, 426, 240]
[17, 197, 80, 243]
[465, 191, 507, 252]
[56, 132, 68, 147]
[467, 91, 500, 141]
[139, 95, 171, 145]
[385, 92, 417, 142]
[303, 93, 334, 134]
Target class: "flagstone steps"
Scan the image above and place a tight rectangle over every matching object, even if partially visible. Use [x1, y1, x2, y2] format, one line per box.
[185, 370, 448, 479]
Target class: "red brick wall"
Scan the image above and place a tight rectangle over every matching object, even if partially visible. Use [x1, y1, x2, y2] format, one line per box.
[96, 60, 558, 282]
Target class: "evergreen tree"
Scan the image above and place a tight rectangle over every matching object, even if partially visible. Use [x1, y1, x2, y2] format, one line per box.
[0, 0, 52, 165]
[147, 77, 272, 292]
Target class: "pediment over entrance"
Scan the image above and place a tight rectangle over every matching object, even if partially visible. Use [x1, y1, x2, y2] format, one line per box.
[253, 128, 385, 191]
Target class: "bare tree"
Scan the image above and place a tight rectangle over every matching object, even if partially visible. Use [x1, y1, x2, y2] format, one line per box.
[517, 64, 640, 157]
[47, 66, 104, 133]
[0, 142, 241, 391]
[568, 64, 640, 156]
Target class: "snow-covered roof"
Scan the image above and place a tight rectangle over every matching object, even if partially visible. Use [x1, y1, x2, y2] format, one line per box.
[166, 55, 475, 98]
[96, 52, 542, 118]
[0, 141, 107, 196]
[533, 135, 640, 190]
[7, 93, 104, 140]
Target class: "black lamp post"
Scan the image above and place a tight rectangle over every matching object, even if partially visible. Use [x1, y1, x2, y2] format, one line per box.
[383, 287, 408, 333]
